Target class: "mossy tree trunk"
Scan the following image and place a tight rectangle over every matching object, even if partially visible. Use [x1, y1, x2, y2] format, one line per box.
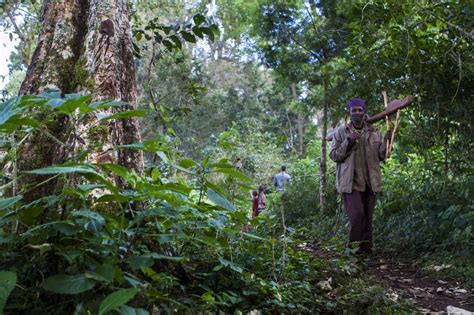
[18, 0, 143, 200]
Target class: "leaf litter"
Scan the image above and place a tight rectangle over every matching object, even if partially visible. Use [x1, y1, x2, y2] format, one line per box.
[368, 258, 474, 313]
[296, 243, 474, 312]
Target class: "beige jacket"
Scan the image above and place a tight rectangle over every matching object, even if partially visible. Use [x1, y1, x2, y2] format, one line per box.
[329, 123, 387, 193]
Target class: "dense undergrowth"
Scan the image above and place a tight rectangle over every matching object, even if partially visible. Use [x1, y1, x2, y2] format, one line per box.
[270, 140, 474, 288]
[0, 94, 415, 314]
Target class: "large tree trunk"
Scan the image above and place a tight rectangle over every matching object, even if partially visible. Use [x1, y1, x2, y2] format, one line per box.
[18, 0, 143, 200]
[319, 77, 328, 214]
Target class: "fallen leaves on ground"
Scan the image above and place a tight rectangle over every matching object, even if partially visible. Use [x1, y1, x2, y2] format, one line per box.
[369, 259, 474, 312]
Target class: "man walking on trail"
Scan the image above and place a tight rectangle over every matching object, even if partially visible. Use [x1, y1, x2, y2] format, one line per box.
[330, 98, 392, 254]
[274, 165, 292, 193]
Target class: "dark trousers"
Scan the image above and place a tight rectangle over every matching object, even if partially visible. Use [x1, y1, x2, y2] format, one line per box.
[343, 187, 376, 253]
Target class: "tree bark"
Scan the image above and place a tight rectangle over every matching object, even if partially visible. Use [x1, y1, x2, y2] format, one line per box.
[285, 111, 294, 152]
[319, 77, 328, 214]
[297, 112, 304, 156]
[290, 83, 304, 156]
[18, 0, 143, 199]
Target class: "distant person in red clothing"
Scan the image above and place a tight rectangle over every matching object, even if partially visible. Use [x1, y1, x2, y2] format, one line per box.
[251, 190, 259, 218]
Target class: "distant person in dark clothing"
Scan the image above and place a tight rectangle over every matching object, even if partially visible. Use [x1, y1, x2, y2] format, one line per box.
[330, 98, 392, 254]
[251, 190, 259, 218]
[273, 166, 292, 193]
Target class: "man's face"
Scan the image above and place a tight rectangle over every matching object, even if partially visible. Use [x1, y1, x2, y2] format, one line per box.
[350, 105, 365, 126]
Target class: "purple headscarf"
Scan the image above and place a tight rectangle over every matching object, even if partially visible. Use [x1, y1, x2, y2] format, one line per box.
[348, 98, 366, 110]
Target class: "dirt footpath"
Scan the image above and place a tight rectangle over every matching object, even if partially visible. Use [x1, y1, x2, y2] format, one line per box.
[367, 258, 474, 313]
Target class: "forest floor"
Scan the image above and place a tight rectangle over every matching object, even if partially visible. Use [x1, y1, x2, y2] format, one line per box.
[367, 257, 474, 313]
[300, 243, 474, 313]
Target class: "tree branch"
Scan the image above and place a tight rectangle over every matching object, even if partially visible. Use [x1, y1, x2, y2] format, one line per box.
[6, 10, 27, 43]
[415, 3, 474, 39]
[303, 2, 319, 35]
[286, 30, 323, 63]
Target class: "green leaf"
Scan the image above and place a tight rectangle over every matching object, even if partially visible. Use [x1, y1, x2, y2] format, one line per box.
[153, 183, 192, 195]
[97, 113, 114, 120]
[96, 194, 131, 203]
[0, 235, 14, 245]
[90, 100, 128, 109]
[135, 31, 143, 41]
[44, 98, 65, 108]
[162, 39, 174, 51]
[117, 305, 136, 315]
[149, 253, 186, 262]
[128, 138, 166, 153]
[0, 116, 40, 132]
[81, 172, 118, 194]
[166, 127, 176, 136]
[207, 188, 235, 211]
[162, 26, 172, 35]
[207, 162, 233, 169]
[241, 232, 265, 241]
[19, 206, 45, 225]
[209, 24, 220, 37]
[0, 211, 18, 228]
[153, 151, 167, 163]
[20, 222, 56, 238]
[118, 305, 150, 315]
[211, 168, 252, 182]
[177, 159, 197, 169]
[132, 42, 142, 59]
[218, 258, 243, 273]
[99, 109, 147, 121]
[0, 271, 16, 312]
[56, 95, 92, 114]
[171, 163, 196, 175]
[123, 273, 143, 288]
[153, 32, 162, 43]
[98, 288, 139, 315]
[56, 250, 82, 264]
[180, 31, 196, 43]
[52, 221, 80, 236]
[127, 256, 153, 270]
[169, 35, 182, 49]
[200, 27, 215, 42]
[107, 101, 128, 107]
[0, 97, 22, 126]
[192, 26, 204, 39]
[78, 184, 106, 191]
[193, 14, 205, 26]
[26, 165, 98, 175]
[202, 291, 215, 303]
[38, 90, 61, 99]
[72, 209, 105, 225]
[204, 180, 226, 196]
[99, 163, 129, 179]
[42, 274, 96, 295]
[85, 264, 116, 283]
[0, 195, 23, 211]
